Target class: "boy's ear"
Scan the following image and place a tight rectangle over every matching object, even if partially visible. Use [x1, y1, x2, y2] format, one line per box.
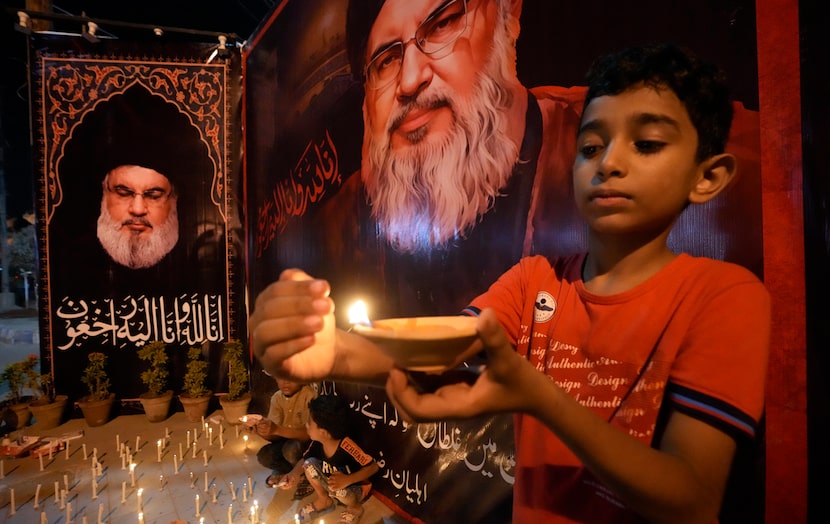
[688, 153, 737, 204]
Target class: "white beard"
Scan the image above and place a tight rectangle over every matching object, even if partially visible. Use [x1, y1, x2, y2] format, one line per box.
[96, 202, 180, 269]
[363, 14, 519, 254]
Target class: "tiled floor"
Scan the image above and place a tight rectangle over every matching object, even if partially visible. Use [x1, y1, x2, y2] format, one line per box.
[0, 311, 411, 524]
[0, 410, 408, 523]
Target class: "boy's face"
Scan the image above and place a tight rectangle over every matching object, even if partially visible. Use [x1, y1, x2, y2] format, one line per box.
[573, 84, 703, 237]
[275, 378, 303, 396]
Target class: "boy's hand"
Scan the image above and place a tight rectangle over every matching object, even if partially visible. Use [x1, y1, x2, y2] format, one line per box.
[255, 419, 274, 437]
[327, 471, 349, 491]
[385, 308, 539, 421]
[250, 269, 337, 382]
[277, 473, 296, 490]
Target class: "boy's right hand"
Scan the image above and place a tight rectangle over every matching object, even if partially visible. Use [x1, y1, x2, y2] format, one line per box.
[250, 269, 337, 382]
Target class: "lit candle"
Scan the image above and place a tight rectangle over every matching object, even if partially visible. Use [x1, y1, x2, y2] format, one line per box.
[34, 483, 41, 508]
[209, 426, 213, 446]
[138, 512, 144, 524]
[190, 471, 195, 488]
[228, 504, 233, 524]
[195, 494, 201, 517]
[137, 488, 143, 512]
[159, 474, 165, 490]
[121, 481, 127, 503]
[294, 513, 300, 524]
[130, 463, 136, 487]
[243, 434, 249, 450]
[211, 483, 218, 503]
[39, 452, 45, 471]
[157, 439, 162, 462]
[173, 453, 178, 474]
[230, 481, 236, 500]
[242, 483, 248, 502]
[187, 430, 191, 448]
[203, 449, 209, 466]
[192, 442, 197, 459]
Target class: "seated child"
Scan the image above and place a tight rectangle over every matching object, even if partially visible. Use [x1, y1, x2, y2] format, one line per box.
[255, 375, 317, 498]
[279, 394, 379, 524]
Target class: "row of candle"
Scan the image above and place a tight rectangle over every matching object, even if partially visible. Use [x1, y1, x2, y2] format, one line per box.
[6, 417, 261, 522]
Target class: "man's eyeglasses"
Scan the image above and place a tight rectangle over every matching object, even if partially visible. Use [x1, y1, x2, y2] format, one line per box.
[364, 0, 469, 91]
[106, 184, 172, 207]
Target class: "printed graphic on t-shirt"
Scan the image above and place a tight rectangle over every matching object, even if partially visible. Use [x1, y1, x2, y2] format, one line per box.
[534, 291, 556, 322]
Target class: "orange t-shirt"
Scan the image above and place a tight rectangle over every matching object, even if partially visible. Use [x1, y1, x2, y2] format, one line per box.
[467, 253, 770, 522]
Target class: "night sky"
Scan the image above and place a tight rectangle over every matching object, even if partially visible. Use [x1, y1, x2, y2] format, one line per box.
[1, 0, 274, 219]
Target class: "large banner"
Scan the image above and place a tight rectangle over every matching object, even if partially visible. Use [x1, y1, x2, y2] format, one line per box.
[244, 1, 762, 522]
[34, 37, 246, 404]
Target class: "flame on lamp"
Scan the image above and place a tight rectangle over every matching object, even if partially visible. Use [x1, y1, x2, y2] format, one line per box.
[348, 300, 372, 327]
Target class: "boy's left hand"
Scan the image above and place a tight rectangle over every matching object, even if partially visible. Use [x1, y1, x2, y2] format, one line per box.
[385, 308, 540, 422]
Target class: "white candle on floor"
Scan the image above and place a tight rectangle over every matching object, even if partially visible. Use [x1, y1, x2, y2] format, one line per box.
[34, 483, 41, 508]
[204, 471, 209, 492]
[65, 501, 71, 523]
[54, 481, 60, 503]
[39, 453, 44, 471]
[65, 439, 70, 459]
[41, 511, 47, 524]
[157, 439, 162, 462]
[138, 512, 144, 524]
[83, 443, 88, 460]
[203, 449, 209, 466]
[116, 433, 120, 451]
[195, 494, 201, 517]
[228, 504, 233, 524]
[173, 453, 178, 473]
[136, 435, 140, 450]
[137, 488, 143, 512]
[9, 488, 14, 515]
[121, 481, 126, 503]
[130, 463, 136, 487]
[97, 503, 103, 524]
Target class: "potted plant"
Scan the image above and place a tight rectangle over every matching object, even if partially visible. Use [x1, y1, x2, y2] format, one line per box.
[77, 352, 115, 427]
[218, 339, 251, 424]
[27, 358, 69, 430]
[178, 346, 213, 422]
[137, 340, 173, 422]
[1, 355, 38, 429]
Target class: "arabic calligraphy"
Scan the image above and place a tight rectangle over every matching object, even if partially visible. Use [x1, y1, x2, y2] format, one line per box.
[255, 130, 342, 258]
[54, 294, 226, 349]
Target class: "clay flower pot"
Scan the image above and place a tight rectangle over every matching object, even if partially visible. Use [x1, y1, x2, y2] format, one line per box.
[179, 392, 213, 423]
[219, 392, 251, 425]
[77, 393, 116, 427]
[139, 390, 174, 423]
[29, 394, 69, 430]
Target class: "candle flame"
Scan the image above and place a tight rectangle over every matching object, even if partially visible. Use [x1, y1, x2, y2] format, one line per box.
[349, 300, 372, 326]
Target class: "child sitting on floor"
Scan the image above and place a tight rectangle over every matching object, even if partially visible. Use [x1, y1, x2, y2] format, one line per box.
[279, 394, 379, 524]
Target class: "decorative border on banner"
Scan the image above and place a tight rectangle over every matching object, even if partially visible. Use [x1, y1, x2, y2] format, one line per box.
[37, 56, 229, 224]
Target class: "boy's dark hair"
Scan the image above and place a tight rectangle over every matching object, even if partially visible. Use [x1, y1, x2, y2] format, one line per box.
[582, 42, 733, 162]
[309, 394, 350, 440]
